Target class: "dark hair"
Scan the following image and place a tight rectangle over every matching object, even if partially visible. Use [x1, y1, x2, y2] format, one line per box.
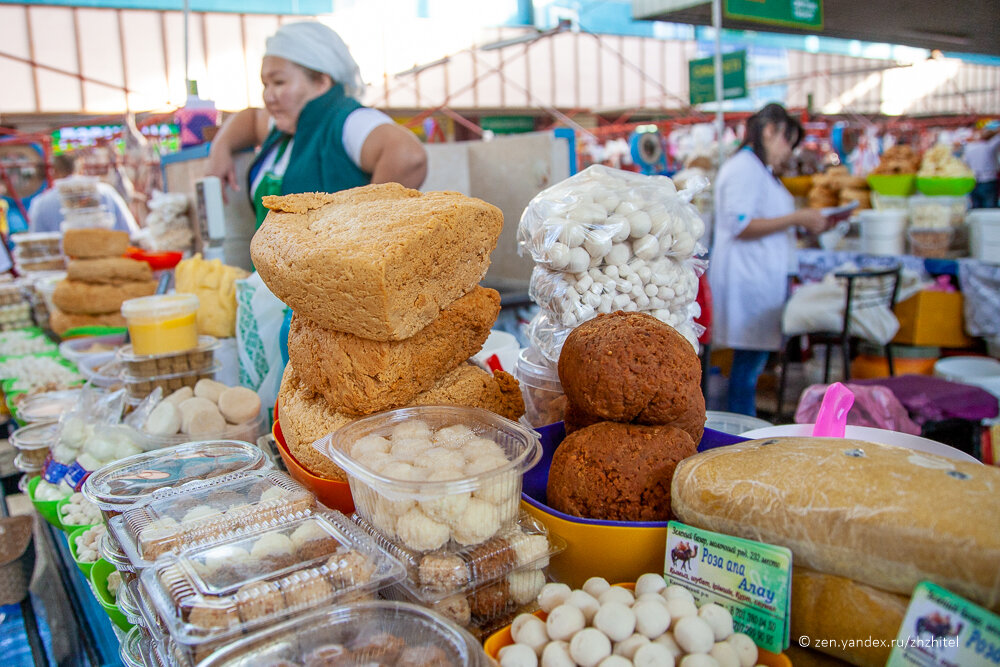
[739, 103, 803, 166]
[52, 153, 77, 178]
[292, 62, 332, 86]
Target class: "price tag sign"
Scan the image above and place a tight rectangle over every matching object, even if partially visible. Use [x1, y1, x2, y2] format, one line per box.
[665, 521, 791, 653]
[887, 581, 1000, 667]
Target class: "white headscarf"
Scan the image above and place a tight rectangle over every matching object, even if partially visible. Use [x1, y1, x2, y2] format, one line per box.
[264, 22, 365, 99]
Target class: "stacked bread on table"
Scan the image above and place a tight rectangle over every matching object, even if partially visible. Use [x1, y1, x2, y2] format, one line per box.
[251, 184, 526, 481]
[671, 437, 1000, 666]
[546, 311, 704, 522]
[50, 229, 155, 334]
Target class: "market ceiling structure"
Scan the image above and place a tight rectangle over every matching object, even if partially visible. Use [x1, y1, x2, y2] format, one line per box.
[632, 0, 1000, 57]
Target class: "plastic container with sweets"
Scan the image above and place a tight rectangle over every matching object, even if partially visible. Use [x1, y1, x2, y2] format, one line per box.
[908, 227, 954, 258]
[121, 362, 221, 401]
[119, 626, 145, 667]
[99, 531, 138, 586]
[27, 475, 66, 530]
[118, 580, 146, 629]
[15, 255, 67, 273]
[10, 232, 62, 259]
[76, 353, 122, 389]
[0, 302, 34, 329]
[109, 469, 315, 567]
[352, 510, 563, 603]
[59, 332, 127, 364]
[514, 346, 566, 427]
[17, 389, 83, 424]
[57, 495, 101, 533]
[13, 452, 43, 475]
[197, 600, 489, 667]
[139, 510, 406, 665]
[82, 440, 272, 522]
[60, 207, 115, 231]
[0, 281, 27, 306]
[10, 420, 60, 467]
[908, 194, 968, 229]
[318, 405, 542, 553]
[138, 409, 266, 452]
[90, 557, 132, 631]
[117, 335, 218, 378]
[121, 294, 200, 357]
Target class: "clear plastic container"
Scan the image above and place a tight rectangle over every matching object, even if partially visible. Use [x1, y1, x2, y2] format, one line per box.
[14, 452, 43, 474]
[139, 511, 406, 664]
[138, 410, 267, 452]
[121, 362, 221, 401]
[10, 232, 62, 259]
[704, 410, 772, 436]
[82, 440, 271, 521]
[10, 420, 60, 466]
[59, 333, 127, 364]
[352, 510, 563, 603]
[16, 255, 67, 272]
[197, 600, 489, 667]
[121, 295, 200, 356]
[514, 346, 565, 427]
[117, 335, 218, 378]
[60, 207, 115, 231]
[0, 281, 27, 306]
[109, 470, 315, 566]
[318, 406, 542, 553]
[120, 626, 145, 667]
[56, 176, 102, 209]
[908, 227, 954, 258]
[118, 580, 146, 628]
[100, 530, 137, 576]
[18, 389, 83, 423]
[871, 192, 911, 211]
[909, 195, 968, 229]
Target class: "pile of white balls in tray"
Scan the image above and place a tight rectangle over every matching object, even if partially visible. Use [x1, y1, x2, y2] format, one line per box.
[59, 492, 102, 526]
[499, 573, 761, 667]
[74, 524, 107, 564]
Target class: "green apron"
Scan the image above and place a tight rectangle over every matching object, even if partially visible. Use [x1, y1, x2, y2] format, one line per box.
[252, 137, 291, 228]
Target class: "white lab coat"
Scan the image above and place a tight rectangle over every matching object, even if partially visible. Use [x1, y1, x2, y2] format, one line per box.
[709, 149, 795, 351]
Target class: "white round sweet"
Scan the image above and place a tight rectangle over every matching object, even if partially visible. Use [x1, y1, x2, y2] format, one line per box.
[465, 453, 510, 476]
[628, 210, 652, 239]
[663, 585, 695, 603]
[450, 498, 500, 545]
[679, 655, 720, 667]
[392, 420, 433, 440]
[598, 586, 635, 607]
[710, 641, 741, 667]
[416, 446, 465, 472]
[616, 201, 639, 216]
[512, 615, 549, 655]
[566, 590, 601, 623]
[633, 642, 677, 667]
[549, 242, 571, 270]
[395, 507, 449, 552]
[613, 633, 650, 659]
[567, 247, 591, 273]
[604, 243, 631, 267]
[509, 570, 546, 606]
[500, 644, 539, 667]
[381, 460, 424, 481]
[475, 471, 517, 506]
[547, 604, 586, 642]
[582, 577, 612, 598]
[633, 599, 672, 638]
[463, 437, 507, 461]
[594, 602, 636, 642]
[538, 583, 573, 613]
[576, 274, 594, 293]
[350, 434, 390, 459]
[637, 593, 670, 607]
[674, 616, 716, 654]
[419, 489, 470, 524]
[724, 633, 758, 667]
[584, 234, 613, 259]
[698, 603, 734, 641]
[654, 632, 683, 659]
[609, 214, 631, 242]
[512, 613, 542, 639]
[597, 656, 632, 667]
[634, 234, 660, 260]
[559, 222, 586, 248]
[541, 641, 575, 667]
[433, 424, 476, 448]
[569, 628, 613, 667]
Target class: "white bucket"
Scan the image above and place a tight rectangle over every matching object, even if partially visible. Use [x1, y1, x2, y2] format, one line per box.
[968, 209, 1000, 262]
[858, 210, 906, 255]
[472, 330, 520, 374]
[862, 235, 905, 256]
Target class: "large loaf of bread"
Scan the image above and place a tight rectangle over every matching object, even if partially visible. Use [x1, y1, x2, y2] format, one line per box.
[791, 568, 909, 667]
[52, 279, 157, 314]
[278, 361, 525, 481]
[671, 437, 1000, 611]
[67, 257, 153, 284]
[62, 228, 130, 259]
[49, 307, 126, 334]
[288, 286, 500, 415]
[251, 186, 503, 341]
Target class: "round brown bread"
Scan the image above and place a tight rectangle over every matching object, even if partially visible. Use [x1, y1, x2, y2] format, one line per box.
[562, 399, 601, 435]
[558, 311, 705, 440]
[547, 421, 696, 521]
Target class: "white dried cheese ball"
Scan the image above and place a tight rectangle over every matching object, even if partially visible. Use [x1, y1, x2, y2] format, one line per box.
[637, 593, 670, 607]
[500, 644, 539, 667]
[549, 242, 571, 270]
[567, 247, 591, 273]
[583, 577, 612, 598]
[511, 615, 549, 656]
[594, 602, 636, 642]
[724, 633, 758, 667]
[613, 633, 651, 659]
[698, 604, 734, 641]
[391, 420, 432, 440]
[674, 616, 715, 654]
[509, 570, 546, 606]
[566, 589, 601, 623]
[547, 604, 586, 642]
[569, 628, 612, 667]
[599, 586, 635, 607]
[654, 632, 683, 660]
[350, 434, 390, 459]
[666, 598, 698, 628]
[633, 642, 677, 667]
[450, 498, 500, 545]
[679, 655, 719, 667]
[434, 424, 476, 448]
[541, 641, 575, 667]
[633, 599, 672, 638]
[635, 573, 667, 596]
[538, 583, 572, 613]
[395, 508, 450, 552]
[710, 641, 741, 667]
[598, 656, 632, 667]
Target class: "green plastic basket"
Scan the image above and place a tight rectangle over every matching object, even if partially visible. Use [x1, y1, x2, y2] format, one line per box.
[27, 475, 64, 530]
[56, 496, 98, 534]
[867, 173, 917, 196]
[916, 176, 976, 196]
[60, 326, 128, 340]
[67, 525, 100, 578]
[89, 558, 132, 631]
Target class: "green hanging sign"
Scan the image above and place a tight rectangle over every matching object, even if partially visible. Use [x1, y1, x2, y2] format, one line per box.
[725, 0, 823, 30]
[688, 50, 747, 106]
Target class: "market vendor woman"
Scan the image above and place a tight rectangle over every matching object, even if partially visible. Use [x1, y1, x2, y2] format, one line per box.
[207, 21, 428, 226]
[709, 103, 833, 416]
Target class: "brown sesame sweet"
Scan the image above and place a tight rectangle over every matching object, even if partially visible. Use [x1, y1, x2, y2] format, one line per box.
[234, 581, 286, 624]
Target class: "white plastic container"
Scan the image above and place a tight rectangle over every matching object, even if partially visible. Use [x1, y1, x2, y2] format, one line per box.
[513, 346, 565, 427]
[704, 410, 772, 435]
[471, 330, 520, 375]
[859, 209, 907, 256]
[934, 356, 1000, 398]
[968, 209, 1000, 263]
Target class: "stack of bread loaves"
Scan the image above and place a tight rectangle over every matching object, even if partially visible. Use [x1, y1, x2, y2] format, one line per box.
[546, 312, 704, 522]
[50, 229, 156, 334]
[251, 185, 527, 482]
[671, 437, 1000, 666]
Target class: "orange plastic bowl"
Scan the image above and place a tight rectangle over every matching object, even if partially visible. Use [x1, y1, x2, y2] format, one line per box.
[272, 402, 354, 514]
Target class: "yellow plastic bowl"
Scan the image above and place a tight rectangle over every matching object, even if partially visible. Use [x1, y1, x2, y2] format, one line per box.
[780, 175, 813, 197]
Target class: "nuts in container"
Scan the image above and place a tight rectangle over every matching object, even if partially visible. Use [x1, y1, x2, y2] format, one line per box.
[317, 406, 542, 553]
[514, 347, 566, 428]
[117, 336, 218, 377]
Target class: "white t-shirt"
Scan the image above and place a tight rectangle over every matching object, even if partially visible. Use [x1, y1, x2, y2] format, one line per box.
[251, 107, 394, 193]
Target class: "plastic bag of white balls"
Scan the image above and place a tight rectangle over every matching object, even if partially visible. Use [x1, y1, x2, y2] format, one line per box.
[524, 307, 703, 366]
[499, 575, 763, 667]
[517, 165, 708, 273]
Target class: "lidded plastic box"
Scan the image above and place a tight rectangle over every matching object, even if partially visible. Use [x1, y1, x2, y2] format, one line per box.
[10, 420, 60, 466]
[197, 601, 489, 667]
[139, 511, 406, 664]
[117, 335, 218, 378]
[59, 333, 127, 364]
[82, 440, 271, 520]
[317, 405, 542, 553]
[120, 362, 221, 401]
[109, 470, 315, 567]
[119, 626, 145, 667]
[514, 346, 565, 427]
[18, 389, 82, 423]
[121, 294, 200, 356]
[118, 580, 145, 628]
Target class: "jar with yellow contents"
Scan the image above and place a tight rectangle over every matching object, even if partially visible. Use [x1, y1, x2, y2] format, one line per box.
[120, 294, 200, 356]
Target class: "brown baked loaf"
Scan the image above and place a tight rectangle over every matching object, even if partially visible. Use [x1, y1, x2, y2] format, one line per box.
[67, 257, 153, 285]
[62, 228, 130, 259]
[547, 421, 696, 521]
[791, 568, 908, 667]
[52, 279, 157, 315]
[671, 437, 1000, 611]
[251, 185, 503, 341]
[279, 362, 526, 481]
[288, 286, 500, 415]
[558, 312, 704, 442]
[50, 307, 127, 334]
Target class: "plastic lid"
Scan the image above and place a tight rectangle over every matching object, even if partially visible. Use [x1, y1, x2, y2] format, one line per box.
[110, 470, 315, 566]
[99, 530, 136, 573]
[118, 585, 145, 629]
[59, 333, 126, 362]
[139, 511, 406, 646]
[17, 389, 83, 423]
[116, 335, 218, 364]
[121, 360, 221, 384]
[197, 601, 487, 667]
[120, 627, 145, 667]
[514, 346, 561, 389]
[10, 420, 61, 450]
[81, 440, 271, 511]
[13, 453, 43, 473]
[121, 294, 199, 321]
[11, 232, 62, 243]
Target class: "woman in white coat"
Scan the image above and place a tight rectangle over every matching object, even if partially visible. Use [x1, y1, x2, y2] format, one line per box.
[709, 104, 831, 416]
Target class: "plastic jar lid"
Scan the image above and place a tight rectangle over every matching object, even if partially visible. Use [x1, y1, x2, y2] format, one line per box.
[10, 420, 60, 450]
[18, 389, 82, 422]
[121, 294, 199, 322]
[514, 346, 562, 391]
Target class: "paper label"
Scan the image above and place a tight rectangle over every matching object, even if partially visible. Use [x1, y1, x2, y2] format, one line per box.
[665, 521, 791, 653]
[887, 581, 1000, 667]
[64, 461, 91, 492]
[42, 454, 70, 485]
